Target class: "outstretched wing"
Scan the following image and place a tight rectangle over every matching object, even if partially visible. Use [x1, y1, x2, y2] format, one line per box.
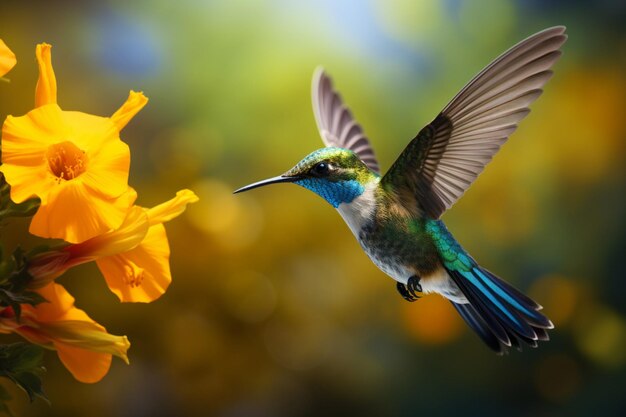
[312, 67, 380, 173]
[382, 26, 567, 219]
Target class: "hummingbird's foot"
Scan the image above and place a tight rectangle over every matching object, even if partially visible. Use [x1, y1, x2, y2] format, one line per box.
[396, 275, 422, 302]
[408, 275, 423, 295]
[397, 282, 418, 302]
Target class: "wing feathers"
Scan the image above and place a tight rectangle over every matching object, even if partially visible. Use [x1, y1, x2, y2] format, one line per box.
[444, 27, 566, 115]
[311, 68, 380, 173]
[382, 27, 567, 218]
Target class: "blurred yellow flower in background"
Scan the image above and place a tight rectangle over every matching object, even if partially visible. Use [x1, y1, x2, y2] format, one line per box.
[0, 283, 130, 383]
[0, 39, 16, 77]
[28, 190, 199, 302]
[0, 43, 148, 243]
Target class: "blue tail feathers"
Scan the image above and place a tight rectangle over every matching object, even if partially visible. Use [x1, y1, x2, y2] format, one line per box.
[447, 265, 552, 354]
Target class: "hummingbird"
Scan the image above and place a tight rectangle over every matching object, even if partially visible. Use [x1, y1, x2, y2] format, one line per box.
[235, 27, 567, 353]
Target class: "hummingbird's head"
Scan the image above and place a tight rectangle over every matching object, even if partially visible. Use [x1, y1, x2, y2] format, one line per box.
[234, 147, 379, 208]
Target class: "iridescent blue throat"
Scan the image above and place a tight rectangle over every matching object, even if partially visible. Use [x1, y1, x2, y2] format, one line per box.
[295, 179, 365, 208]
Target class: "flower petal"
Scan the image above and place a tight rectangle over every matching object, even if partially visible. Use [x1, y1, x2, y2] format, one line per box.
[78, 134, 131, 198]
[0, 161, 55, 204]
[29, 182, 135, 243]
[41, 319, 129, 383]
[67, 204, 148, 260]
[29, 192, 143, 288]
[29, 282, 76, 322]
[12, 327, 53, 348]
[110, 91, 148, 132]
[14, 283, 130, 383]
[0, 104, 67, 203]
[0, 38, 16, 77]
[58, 110, 119, 151]
[147, 189, 199, 226]
[34, 284, 130, 359]
[96, 223, 171, 302]
[27, 250, 74, 288]
[35, 43, 57, 107]
[18, 108, 129, 199]
[42, 320, 129, 361]
[56, 344, 112, 384]
[1, 105, 132, 204]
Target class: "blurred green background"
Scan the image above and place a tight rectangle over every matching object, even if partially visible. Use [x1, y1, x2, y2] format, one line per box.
[1, 0, 625, 416]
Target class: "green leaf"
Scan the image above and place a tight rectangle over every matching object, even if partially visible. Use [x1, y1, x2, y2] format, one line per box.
[0, 174, 40, 220]
[0, 246, 47, 319]
[0, 289, 47, 323]
[9, 345, 44, 374]
[0, 198, 40, 219]
[10, 247, 34, 290]
[0, 343, 47, 404]
[9, 373, 46, 403]
[0, 247, 15, 287]
[0, 289, 45, 306]
[26, 245, 52, 259]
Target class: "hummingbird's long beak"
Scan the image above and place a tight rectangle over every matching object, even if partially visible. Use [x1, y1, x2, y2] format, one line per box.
[233, 175, 301, 194]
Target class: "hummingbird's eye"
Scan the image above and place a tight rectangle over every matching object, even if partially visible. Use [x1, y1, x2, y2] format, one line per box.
[311, 161, 331, 176]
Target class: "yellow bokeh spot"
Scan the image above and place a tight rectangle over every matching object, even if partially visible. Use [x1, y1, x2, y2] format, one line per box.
[401, 294, 464, 345]
[573, 305, 626, 368]
[529, 274, 579, 327]
[186, 178, 263, 251]
[523, 67, 626, 186]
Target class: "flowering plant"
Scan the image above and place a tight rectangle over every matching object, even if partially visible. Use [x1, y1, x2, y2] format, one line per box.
[0, 39, 197, 410]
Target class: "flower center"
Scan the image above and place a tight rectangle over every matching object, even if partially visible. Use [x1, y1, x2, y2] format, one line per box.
[46, 141, 87, 181]
[123, 262, 145, 288]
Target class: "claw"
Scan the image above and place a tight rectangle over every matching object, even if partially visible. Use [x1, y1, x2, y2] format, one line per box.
[407, 275, 423, 296]
[397, 280, 420, 302]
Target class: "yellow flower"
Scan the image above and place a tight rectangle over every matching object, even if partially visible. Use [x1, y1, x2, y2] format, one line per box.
[0, 38, 16, 77]
[28, 190, 199, 303]
[0, 43, 148, 243]
[0, 283, 130, 383]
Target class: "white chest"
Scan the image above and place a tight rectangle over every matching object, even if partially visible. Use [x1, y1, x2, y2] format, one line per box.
[336, 182, 412, 282]
[336, 181, 377, 237]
